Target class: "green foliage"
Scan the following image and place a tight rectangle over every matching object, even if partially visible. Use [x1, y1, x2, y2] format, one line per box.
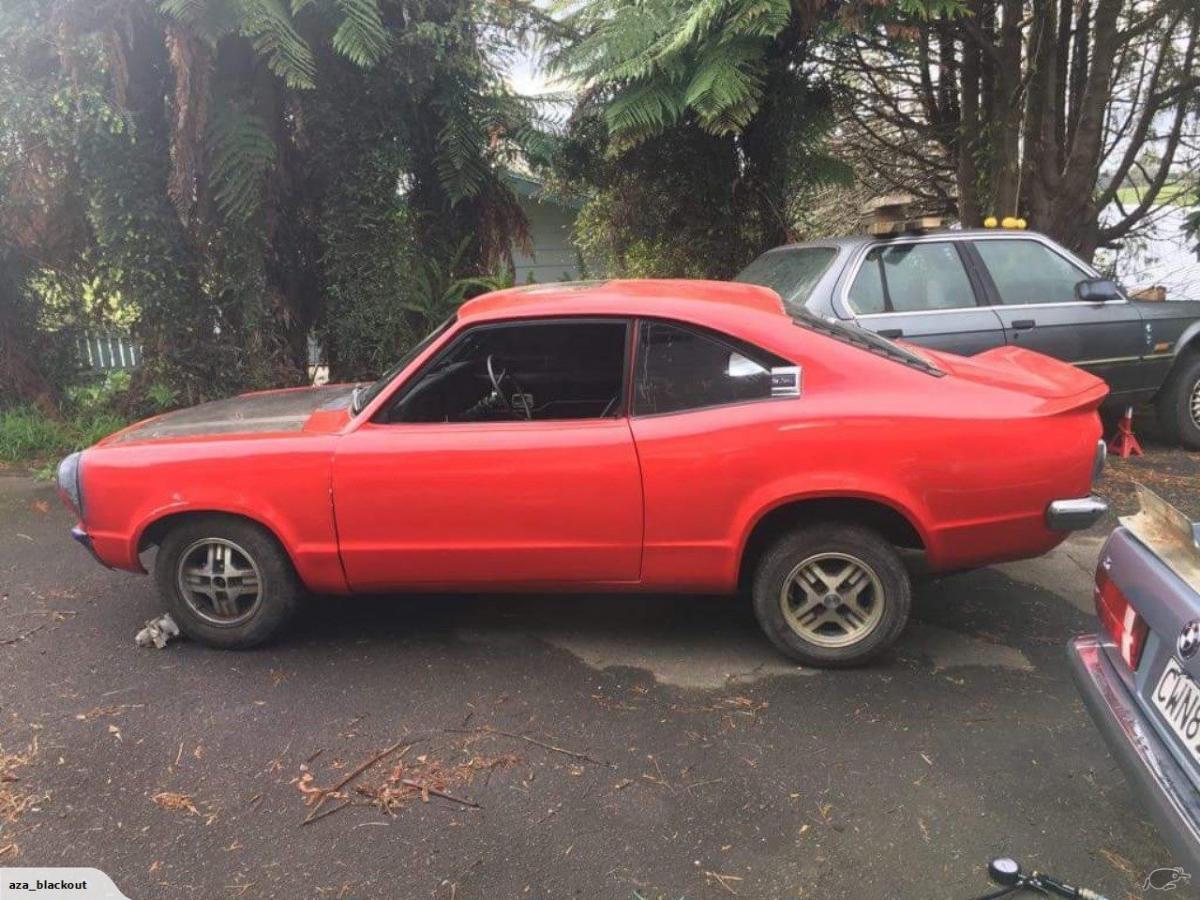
[331, 0, 390, 67]
[400, 238, 513, 331]
[207, 106, 277, 222]
[1186, 209, 1200, 260]
[552, 0, 795, 146]
[0, 405, 129, 468]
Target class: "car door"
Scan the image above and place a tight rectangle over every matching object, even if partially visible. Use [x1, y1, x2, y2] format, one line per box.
[331, 318, 644, 590]
[841, 239, 1007, 355]
[627, 319, 797, 591]
[966, 236, 1147, 394]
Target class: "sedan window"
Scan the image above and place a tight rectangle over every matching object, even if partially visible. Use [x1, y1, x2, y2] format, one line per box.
[974, 239, 1091, 305]
[633, 321, 790, 416]
[382, 320, 628, 423]
[847, 243, 977, 314]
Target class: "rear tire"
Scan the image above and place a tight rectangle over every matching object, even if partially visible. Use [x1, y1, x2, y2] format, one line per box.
[1155, 352, 1200, 450]
[154, 515, 300, 649]
[752, 525, 911, 668]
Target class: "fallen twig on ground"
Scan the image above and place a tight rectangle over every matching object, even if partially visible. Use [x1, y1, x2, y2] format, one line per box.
[398, 779, 479, 808]
[704, 871, 743, 895]
[300, 739, 413, 824]
[445, 727, 615, 769]
[355, 753, 518, 815]
[0, 624, 47, 646]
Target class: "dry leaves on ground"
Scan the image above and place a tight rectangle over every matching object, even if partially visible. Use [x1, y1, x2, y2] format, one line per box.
[1, 734, 43, 858]
[295, 747, 520, 821]
[152, 792, 199, 815]
[357, 753, 520, 814]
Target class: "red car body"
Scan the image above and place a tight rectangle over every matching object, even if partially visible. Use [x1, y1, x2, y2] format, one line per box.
[68, 279, 1107, 600]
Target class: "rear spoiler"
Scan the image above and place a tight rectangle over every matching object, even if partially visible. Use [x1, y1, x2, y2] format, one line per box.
[1121, 484, 1200, 595]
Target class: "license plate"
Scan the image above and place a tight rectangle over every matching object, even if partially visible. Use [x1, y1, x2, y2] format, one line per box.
[1152, 658, 1200, 763]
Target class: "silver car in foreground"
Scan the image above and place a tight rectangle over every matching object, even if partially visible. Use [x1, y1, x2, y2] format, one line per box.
[1071, 486, 1200, 873]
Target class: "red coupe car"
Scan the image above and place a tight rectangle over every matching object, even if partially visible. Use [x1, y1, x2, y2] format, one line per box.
[57, 280, 1109, 666]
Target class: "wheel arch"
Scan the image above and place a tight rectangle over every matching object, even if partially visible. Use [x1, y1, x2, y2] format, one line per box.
[737, 495, 927, 592]
[136, 509, 294, 567]
[1165, 323, 1200, 379]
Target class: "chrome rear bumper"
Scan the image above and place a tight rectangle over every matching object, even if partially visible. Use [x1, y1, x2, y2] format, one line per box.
[1069, 635, 1200, 874]
[1045, 495, 1108, 531]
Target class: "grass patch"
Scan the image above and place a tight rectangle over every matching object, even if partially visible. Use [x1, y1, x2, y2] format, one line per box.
[0, 407, 130, 471]
[1114, 181, 1195, 208]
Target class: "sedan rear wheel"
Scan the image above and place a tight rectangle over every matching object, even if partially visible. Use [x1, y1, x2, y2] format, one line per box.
[753, 525, 911, 667]
[1156, 352, 1200, 451]
[155, 515, 299, 649]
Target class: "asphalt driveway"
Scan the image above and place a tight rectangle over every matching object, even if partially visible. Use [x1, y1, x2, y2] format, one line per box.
[0, 472, 1185, 899]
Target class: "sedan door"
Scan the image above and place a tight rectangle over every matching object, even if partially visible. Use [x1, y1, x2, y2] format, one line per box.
[841, 240, 1007, 355]
[967, 236, 1147, 396]
[331, 318, 643, 590]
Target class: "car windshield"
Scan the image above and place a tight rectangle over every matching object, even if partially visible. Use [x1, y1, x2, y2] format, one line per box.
[735, 247, 838, 306]
[352, 316, 456, 414]
[790, 307, 944, 377]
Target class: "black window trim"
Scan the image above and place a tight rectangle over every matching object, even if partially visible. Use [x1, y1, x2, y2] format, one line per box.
[629, 316, 795, 419]
[373, 315, 635, 425]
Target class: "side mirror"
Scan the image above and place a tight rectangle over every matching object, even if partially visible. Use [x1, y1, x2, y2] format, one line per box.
[1075, 277, 1122, 303]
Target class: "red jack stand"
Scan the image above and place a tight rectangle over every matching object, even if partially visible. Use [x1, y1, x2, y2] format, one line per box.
[1107, 405, 1144, 458]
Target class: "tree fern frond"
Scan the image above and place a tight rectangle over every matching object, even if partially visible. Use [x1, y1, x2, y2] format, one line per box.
[677, 38, 768, 134]
[724, 0, 790, 37]
[435, 95, 490, 203]
[159, 0, 210, 22]
[605, 78, 685, 141]
[331, 0, 390, 67]
[239, 0, 316, 89]
[207, 105, 276, 221]
[651, 0, 730, 60]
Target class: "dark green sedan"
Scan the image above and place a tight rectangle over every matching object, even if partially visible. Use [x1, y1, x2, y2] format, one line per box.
[738, 229, 1200, 449]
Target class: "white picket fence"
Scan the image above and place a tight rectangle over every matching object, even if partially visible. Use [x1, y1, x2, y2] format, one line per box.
[77, 333, 140, 370]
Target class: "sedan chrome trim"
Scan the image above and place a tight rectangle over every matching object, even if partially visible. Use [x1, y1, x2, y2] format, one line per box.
[1045, 495, 1109, 531]
[1069, 636, 1200, 875]
[835, 231, 1119, 319]
[853, 300, 1131, 320]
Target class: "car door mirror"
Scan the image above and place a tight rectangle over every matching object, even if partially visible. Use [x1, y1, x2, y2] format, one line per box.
[1075, 278, 1122, 303]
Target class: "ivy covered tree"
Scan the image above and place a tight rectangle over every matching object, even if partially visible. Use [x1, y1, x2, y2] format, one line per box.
[0, 0, 556, 405]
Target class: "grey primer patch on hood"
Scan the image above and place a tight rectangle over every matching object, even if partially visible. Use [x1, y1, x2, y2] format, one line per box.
[112, 385, 355, 442]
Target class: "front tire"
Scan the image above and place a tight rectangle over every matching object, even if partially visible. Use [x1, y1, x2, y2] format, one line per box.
[752, 525, 911, 668]
[1156, 352, 1200, 451]
[154, 515, 300, 649]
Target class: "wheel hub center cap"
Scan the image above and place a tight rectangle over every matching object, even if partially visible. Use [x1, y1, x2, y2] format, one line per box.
[822, 593, 841, 608]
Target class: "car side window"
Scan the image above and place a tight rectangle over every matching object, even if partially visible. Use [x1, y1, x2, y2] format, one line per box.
[973, 239, 1090, 305]
[382, 320, 628, 423]
[633, 321, 789, 416]
[847, 243, 977, 314]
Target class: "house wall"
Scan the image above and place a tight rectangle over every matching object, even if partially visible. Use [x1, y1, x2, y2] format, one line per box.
[512, 196, 581, 284]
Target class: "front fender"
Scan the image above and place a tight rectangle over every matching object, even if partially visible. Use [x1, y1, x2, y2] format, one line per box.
[79, 435, 348, 593]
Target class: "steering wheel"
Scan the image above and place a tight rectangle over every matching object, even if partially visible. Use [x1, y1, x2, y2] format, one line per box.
[486, 354, 532, 420]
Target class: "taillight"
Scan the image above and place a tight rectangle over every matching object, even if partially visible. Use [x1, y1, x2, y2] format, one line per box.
[1095, 565, 1148, 670]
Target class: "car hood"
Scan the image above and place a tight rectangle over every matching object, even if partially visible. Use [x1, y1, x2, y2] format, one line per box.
[103, 385, 356, 444]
